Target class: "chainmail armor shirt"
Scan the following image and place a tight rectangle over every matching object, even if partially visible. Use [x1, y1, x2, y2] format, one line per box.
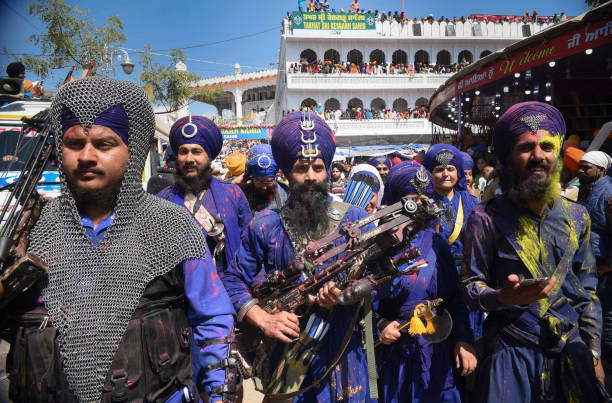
[222, 198, 378, 402]
[27, 76, 234, 402]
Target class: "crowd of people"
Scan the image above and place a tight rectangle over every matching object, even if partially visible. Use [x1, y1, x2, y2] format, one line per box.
[288, 59, 468, 75]
[283, 104, 429, 121]
[1, 74, 611, 403]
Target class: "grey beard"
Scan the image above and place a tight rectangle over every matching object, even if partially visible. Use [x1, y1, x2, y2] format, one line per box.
[283, 180, 330, 238]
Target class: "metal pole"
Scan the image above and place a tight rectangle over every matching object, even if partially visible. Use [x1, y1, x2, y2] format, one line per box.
[457, 98, 462, 148]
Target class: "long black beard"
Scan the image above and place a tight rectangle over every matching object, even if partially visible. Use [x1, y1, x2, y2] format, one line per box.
[503, 159, 556, 205]
[68, 180, 122, 211]
[283, 180, 330, 238]
[246, 184, 276, 209]
[175, 163, 213, 194]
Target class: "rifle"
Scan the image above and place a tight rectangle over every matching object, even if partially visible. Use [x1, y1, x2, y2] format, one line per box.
[0, 110, 53, 307]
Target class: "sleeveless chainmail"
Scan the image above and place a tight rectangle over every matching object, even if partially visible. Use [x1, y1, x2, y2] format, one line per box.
[28, 77, 207, 402]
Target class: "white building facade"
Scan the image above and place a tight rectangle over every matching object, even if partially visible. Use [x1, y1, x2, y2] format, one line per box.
[274, 13, 556, 145]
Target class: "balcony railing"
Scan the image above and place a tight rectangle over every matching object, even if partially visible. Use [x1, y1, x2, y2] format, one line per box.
[287, 73, 450, 90]
[325, 118, 432, 136]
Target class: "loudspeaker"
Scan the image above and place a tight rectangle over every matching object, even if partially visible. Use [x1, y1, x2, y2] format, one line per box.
[472, 24, 482, 36]
[522, 24, 531, 37]
[446, 25, 456, 36]
[413, 23, 422, 36]
[0, 78, 23, 97]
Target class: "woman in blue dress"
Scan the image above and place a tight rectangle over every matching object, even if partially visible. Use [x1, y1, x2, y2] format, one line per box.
[376, 161, 477, 403]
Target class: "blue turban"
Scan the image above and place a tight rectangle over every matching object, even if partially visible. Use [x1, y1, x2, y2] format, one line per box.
[271, 111, 336, 176]
[423, 143, 467, 192]
[61, 104, 130, 146]
[493, 101, 566, 164]
[368, 155, 392, 168]
[460, 151, 474, 170]
[169, 116, 223, 160]
[246, 144, 278, 178]
[383, 161, 434, 205]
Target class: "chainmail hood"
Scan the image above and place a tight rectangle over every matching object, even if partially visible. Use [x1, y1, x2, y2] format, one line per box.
[28, 77, 207, 402]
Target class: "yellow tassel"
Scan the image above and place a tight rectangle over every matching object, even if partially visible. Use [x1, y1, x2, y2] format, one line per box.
[408, 303, 427, 335]
[408, 303, 437, 335]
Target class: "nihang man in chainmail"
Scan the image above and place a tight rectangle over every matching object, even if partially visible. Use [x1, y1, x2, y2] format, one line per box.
[157, 116, 252, 279]
[0, 76, 235, 403]
[222, 111, 377, 402]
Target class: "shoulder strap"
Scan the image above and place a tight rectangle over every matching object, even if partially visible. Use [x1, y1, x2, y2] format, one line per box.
[447, 194, 463, 245]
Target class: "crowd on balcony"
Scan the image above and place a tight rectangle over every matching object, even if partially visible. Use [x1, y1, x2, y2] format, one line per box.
[287, 59, 468, 75]
[283, 104, 429, 121]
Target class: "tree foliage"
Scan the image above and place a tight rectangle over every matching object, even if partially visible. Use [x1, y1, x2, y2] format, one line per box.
[22, 0, 126, 80]
[139, 46, 224, 113]
[584, 0, 606, 8]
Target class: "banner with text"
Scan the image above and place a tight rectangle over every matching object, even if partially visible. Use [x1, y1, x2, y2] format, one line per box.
[291, 11, 376, 30]
[220, 127, 273, 140]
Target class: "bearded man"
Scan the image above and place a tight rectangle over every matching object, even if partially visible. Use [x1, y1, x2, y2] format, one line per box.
[0, 77, 234, 402]
[158, 116, 252, 277]
[222, 111, 376, 402]
[367, 155, 391, 182]
[242, 143, 287, 214]
[461, 102, 604, 402]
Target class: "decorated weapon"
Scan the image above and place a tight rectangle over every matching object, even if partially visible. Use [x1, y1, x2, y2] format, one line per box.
[0, 110, 52, 307]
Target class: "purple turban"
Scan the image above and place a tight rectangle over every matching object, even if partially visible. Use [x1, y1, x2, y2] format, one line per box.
[382, 161, 434, 205]
[493, 101, 566, 164]
[271, 111, 336, 176]
[61, 104, 130, 146]
[169, 116, 223, 160]
[246, 144, 278, 178]
[368, 155, 392, 169]
[460, 151, 474, 170]
[422, 143, 467, 192]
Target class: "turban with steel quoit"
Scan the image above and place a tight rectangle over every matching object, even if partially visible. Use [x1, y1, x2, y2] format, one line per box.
[493, 101, 566, 164]
[271, 111, 336, 176]
[423, 144, 467, 192]
[246, 144, 279, 178]
[368, 155, 392, 169]
[383, 161, 434, 205]
[169, 115, 223, 160]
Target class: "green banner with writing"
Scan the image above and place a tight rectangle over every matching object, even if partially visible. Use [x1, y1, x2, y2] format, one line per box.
[291, 11, 376, 30]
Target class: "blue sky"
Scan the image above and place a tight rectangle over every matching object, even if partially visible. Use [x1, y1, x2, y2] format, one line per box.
[0, 0, 589, 115]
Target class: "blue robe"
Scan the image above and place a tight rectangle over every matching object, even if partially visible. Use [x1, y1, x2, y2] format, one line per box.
[222, 199, 376, 402]
[158, 178, 252, 277]
[583, 175, 612, 261]
[376, 230, 472, 403]
[461, 195, 602, 402]
[435, 189, 483, 341]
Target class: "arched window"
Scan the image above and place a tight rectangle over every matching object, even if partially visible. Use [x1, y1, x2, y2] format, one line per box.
[347, 98, 363, 110]
[436, 50, 451, 65]
[415, 97, 428, 108]
[479, 50, 492, 59]
[392, 98, 409, 113]
[300, 49, 317, 63]
[370, 98, 386, 112]
[300, 98, 317, 109]
[369, 49, 385, 65]
[458, 50, 473, 63]
[324, 49, 340, 64]
[347, 49, 363, 65]
[414, 50, 430, 65]
[392, 50, 408, 65]
[324, 98, 340, 111]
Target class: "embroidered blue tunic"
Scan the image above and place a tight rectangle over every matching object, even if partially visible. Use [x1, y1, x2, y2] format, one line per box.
[376, 230, 472, 403]
[157, 177, 252, 277]
[222, 199, 376, 402]
[461, 195, 602, 402]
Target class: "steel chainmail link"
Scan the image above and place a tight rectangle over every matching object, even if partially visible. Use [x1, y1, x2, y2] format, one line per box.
[28, 77, 207, 402]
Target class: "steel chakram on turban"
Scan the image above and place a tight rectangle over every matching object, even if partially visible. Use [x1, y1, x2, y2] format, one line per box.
[368, 155, 392, 169]
[493, 101, 566, 164]
[271, 111, 336, 176]
[422, 143, 467, 192]
[383, 161, 434, 205]
[246, 143, 278, 178]
[169, 115, 223, 160]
